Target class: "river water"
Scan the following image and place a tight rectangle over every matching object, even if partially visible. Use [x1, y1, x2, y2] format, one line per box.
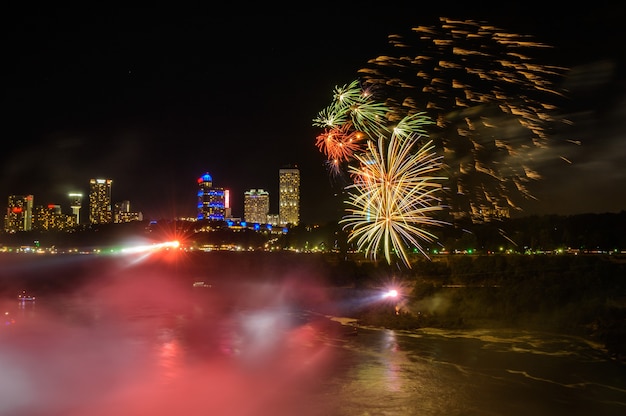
[0, 254, 625, 415]
[1, 292, 624, 415]
[323, 325, 626, 415]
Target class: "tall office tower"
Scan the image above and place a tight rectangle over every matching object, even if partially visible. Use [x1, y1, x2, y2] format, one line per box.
[89, 178, 113, 224]
[197, 172, 225, 221]
[279, 166, 300, 226]
[4, 195, 34, 232]
[224, 189, 232, 219]
[244, 189, 270, 224]
[68, 192, 83, 225]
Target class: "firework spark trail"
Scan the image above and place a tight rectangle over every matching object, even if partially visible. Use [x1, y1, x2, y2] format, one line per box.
[340, 135, 447, 267]
[314, 79, 447, 266]
[358, 17, 571, 221]
[313, 81, 444, 268]
[315, 123, 366, 164]
[313, 80, 390, 141]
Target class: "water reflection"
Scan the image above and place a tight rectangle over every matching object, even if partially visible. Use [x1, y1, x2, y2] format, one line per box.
[1, 279, 625, 416]
[331, 327, 626, 416]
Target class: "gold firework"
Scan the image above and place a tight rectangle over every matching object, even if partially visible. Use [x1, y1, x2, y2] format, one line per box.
[340, 133, 447, 267]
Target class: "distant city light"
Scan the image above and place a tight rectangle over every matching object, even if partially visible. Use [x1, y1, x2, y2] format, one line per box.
[120, 240, 180, 254]
[383, 289, 398, 299]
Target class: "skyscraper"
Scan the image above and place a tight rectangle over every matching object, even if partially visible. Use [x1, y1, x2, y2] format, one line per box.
[89, 178, 113, 224]
[244, 189, 270, 224]
[224, 189, 232, 219]
[197, 172, 225, 221]
[4, 195, 34, 232]
[69, 192, 83, 225]
[279, 166, 300, 226]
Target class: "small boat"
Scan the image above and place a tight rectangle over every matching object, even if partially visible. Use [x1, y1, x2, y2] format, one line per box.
[17, 290, 36, 302]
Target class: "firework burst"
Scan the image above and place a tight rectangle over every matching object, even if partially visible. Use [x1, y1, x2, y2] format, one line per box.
[315, 123, 366, 164]
[314, 79, 447, 267]
[313, 80, 390, 141]
[340, 134, 446, 267]
[358, 17, 571, 222]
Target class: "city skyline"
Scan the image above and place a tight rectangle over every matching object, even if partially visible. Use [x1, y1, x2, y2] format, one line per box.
[3, 166, 300, 227]
[3, 5, 625, 224]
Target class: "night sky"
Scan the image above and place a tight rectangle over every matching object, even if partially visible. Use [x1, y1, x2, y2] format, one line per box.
[3, 4, 625, 223]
